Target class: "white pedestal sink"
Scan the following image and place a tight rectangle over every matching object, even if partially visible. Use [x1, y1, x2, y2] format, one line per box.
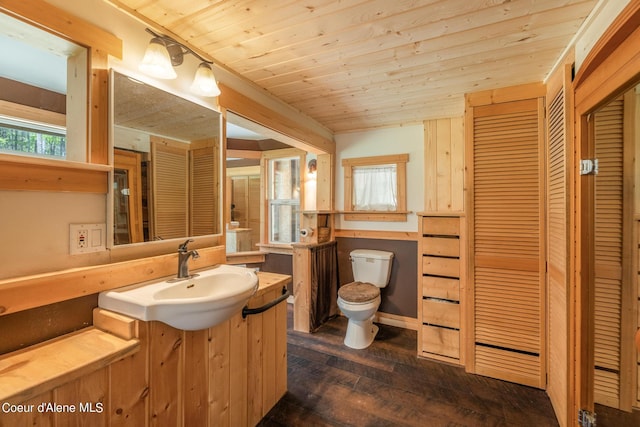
[98, 264, 259, 330]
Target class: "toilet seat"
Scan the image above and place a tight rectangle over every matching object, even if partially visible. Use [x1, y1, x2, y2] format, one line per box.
[338, 281, 380, 304]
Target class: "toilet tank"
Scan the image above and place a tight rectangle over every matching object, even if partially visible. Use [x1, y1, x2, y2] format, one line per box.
[350, 249, 394, 287]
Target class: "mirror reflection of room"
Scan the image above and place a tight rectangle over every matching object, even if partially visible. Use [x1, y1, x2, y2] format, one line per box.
[225, 116, 318, 254]
[112, 71, 221, 245]
[225, 120, 290, 253]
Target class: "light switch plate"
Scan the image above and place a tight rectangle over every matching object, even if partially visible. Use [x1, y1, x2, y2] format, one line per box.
[70, 223, 106, 254]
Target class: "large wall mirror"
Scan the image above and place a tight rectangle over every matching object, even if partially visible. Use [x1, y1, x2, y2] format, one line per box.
[110, 70, 222, 246]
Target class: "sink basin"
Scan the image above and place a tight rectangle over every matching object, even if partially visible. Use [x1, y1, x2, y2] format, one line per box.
[98, 264, 259, 330]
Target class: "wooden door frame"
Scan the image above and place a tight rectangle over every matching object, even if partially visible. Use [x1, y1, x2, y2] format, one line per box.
[114, 149, 144, 243]
[572, 1, 640, 423]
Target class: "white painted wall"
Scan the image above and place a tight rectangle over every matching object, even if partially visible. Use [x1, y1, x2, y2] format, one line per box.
[0, 191, 109, 278]
[334, 125, 424, 232]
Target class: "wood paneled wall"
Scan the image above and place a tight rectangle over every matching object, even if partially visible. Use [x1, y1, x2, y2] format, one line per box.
[424, 117, 465, 213]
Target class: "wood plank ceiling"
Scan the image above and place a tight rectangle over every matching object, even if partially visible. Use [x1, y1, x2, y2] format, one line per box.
[107, 0, 599, 134]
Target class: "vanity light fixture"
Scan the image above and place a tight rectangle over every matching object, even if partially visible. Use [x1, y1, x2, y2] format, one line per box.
[139, 28, 221, 97]
[307, 159, 317, 174]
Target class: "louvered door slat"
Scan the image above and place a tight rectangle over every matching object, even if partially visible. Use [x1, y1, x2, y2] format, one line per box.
[190, 146, 217, 236]
[152, 140, 189, 240]
[546, 74, 571, 427]
[471, 98, 544, 388]
[593, 97, 624, 408]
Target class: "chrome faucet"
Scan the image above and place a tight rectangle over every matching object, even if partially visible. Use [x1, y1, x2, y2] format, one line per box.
[177, 239, 199, 279]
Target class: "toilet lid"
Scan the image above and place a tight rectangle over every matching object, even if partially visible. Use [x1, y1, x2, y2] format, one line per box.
[338, 281, 380, 303]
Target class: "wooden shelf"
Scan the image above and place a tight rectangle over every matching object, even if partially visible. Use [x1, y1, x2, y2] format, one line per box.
[0, 153, 112, 193]
[0, 327, 139, 403]
[339, 210, 411, 222]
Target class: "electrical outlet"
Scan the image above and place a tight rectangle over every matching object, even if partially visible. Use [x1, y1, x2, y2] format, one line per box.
[77, 228, 88, 248]
[70, 223, 106, 254]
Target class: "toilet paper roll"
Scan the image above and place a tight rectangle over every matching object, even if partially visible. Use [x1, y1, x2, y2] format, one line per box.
[300, 228, 314, 237]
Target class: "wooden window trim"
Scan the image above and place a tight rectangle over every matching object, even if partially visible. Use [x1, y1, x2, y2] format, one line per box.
[0, 0, 122, 192]
[341, 153, 409, 222]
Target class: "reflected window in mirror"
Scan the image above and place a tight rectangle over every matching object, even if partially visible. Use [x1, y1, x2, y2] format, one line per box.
[0, 12, 87, 162]
[266, 152, 302, 245]
[111, 71, 222, 246]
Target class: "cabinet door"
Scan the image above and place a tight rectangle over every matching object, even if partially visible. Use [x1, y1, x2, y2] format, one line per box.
[469, 97, 545, 388]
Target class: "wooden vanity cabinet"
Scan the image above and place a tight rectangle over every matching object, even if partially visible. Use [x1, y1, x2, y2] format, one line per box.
[0, 272, 290, 427]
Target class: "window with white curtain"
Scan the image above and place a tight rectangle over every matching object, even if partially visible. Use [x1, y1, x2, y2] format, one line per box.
[352, 164, 397, 211]
[342, 153, 409, 221]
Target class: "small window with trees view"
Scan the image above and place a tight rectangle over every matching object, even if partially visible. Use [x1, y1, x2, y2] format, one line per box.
[0, 116, 66, 159]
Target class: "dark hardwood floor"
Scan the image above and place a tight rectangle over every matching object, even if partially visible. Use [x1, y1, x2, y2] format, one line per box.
[259, 306, 640, 427]
[260, 308, 554, 426]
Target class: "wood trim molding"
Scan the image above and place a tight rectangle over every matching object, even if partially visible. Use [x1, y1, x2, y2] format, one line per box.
[0, 0, 122, 58]
[334, 229, 418, 241]
[465, 82, 546, 108]
[341, 211, 409, 222]
[342, 154, 409, 222]
[0, 99, 65, 126]
[0, 246, 227, 316]
[574, 1, 640, 89]
[90, 57, 109, 164]
[341, 153, 410, 167]
[0, 154, 111, 193]
[227, 149, 262, 159]
[218, 84, 334, 155]
[375, 312, 419, 331]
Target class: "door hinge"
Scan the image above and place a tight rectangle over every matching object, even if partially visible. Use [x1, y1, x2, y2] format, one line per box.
[578, 409, 597, 427]
[580, 159, 599, 175]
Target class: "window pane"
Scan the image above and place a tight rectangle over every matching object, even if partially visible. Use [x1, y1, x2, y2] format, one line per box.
[0, 117, 66, 159]
[352, 164, 397, 211]
[268, 156, 300, 244]
[269, 202, 300, 244]
[270, 157, 300, 200]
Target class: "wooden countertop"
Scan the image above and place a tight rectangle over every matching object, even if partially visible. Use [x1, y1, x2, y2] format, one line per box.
[255, 271, 291, 298]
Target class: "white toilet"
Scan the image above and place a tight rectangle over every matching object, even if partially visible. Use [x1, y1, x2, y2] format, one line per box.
[337, 249, 394, 349]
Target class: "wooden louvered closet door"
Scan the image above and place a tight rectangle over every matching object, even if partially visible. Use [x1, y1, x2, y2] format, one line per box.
[546, 84, 570, 426]
[151, 138, 189, 240]
[469, 98, 545, 388]
[592, 96, 627, 409]
[190, 145, 217, 236]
